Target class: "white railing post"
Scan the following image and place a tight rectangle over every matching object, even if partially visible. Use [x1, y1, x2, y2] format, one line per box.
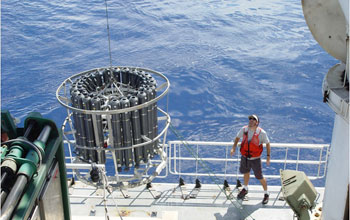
[317, 148, 323, 178]
[283, 147, 289, 170]
[296, 147, 301, 171]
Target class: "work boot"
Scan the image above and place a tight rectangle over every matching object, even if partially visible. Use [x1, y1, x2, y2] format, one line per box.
[262, 193, 269, 204]
[237, 188, 248, 200]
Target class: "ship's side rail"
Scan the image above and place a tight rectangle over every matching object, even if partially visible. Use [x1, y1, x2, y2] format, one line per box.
[167, 141, 330, 181]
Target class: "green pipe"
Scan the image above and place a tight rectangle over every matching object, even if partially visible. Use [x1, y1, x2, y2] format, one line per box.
[1, 146, 24, 192]
[1, 113, 70, 220]
[2, 127, 49, 220]
[17, 125, 50, 178]
[16, 141, 43, 178]
[12, 158, 50, 220]
[12, 132, 70, 220]
[6, 145, 24, 158]
[0, 145, 8, 158]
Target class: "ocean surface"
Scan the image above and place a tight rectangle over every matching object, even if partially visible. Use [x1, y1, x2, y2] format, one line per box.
[1, 0, 337, 186]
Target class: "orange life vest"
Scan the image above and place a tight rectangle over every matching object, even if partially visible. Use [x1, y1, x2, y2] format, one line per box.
[240, 126, 263, 158]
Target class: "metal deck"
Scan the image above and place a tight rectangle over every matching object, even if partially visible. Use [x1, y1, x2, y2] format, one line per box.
[69, 181, 324, 220]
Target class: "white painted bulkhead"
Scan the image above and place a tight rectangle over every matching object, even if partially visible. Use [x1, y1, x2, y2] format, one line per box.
[322, 114, 349, 220]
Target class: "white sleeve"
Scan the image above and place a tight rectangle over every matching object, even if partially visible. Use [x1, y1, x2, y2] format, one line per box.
[236, 127, 244, 139]
[260, 130, 270, 144]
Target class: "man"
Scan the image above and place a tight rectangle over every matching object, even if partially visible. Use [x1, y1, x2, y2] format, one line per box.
[230, 114, 271, 204]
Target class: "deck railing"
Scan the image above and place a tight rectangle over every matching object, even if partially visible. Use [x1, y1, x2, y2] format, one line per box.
[65, 140, 330, 183]
[167, 141, 330, 180]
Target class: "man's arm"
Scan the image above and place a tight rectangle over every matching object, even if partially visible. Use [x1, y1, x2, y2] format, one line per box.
[230, 137, 240, 156]
[266, 142, 271, 166]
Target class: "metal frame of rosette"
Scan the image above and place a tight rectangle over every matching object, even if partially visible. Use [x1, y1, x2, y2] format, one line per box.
[56, 66, 171, 189]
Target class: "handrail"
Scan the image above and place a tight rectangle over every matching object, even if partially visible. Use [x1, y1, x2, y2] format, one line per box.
[168, 141, 330, 181]
[169, 140, 328, 149]
[64, 140, 330, 182]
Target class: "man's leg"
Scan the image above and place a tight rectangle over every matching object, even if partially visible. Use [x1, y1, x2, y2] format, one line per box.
[252, 158, 266, 190]
[252, 159, 269, 204]
[243, 172, 250, 186]
[259, 178, 267, 191]
[238, 173, 249, 199]
[238, 157, 250, 199]
[260, 177, 269, 204]
[239, 156, 250, 187]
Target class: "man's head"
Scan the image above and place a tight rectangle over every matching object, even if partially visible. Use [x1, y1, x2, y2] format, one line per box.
[248, 114, 259, 127]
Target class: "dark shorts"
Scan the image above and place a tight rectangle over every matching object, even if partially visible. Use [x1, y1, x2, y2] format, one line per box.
[239, 156, 263, 179]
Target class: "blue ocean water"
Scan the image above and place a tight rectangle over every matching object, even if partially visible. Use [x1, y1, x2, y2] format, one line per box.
[1, 0, 337, 186]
